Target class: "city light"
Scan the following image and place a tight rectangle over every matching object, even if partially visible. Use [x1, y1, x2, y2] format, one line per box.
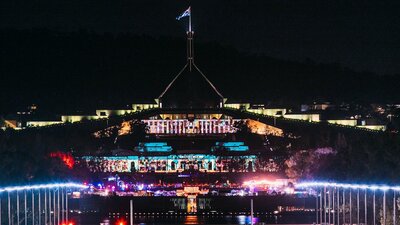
[0, 183, 88, 193]
[50, 151, 75, 169]
[61, 222, 74, 225]
[297, 181, 400, 191]
[243, 179, 287, 187]
[116, 218, 127, 225]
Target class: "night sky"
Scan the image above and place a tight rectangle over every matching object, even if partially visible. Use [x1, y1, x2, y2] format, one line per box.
[0, 0, 399, 75]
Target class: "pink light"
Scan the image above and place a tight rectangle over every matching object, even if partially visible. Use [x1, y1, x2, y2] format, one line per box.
[243, 179, 286, 187]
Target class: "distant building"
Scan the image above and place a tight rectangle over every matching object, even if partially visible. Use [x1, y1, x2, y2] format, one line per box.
[0, 30, 387, 133]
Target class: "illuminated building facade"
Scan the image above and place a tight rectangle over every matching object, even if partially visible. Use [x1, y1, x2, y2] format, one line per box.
[83, 141, 257, 173]
[0, 9, 387, 134]
[84, 153, 256, 173]
[143, 113, 239, 134]
[143, 118, 239, 135]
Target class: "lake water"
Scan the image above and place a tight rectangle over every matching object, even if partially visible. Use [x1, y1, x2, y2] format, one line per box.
[74, 214, 315, 225]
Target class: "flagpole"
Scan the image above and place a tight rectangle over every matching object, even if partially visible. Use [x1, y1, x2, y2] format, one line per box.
[189, 6, 192, 32]
[188, 6, 193, 71]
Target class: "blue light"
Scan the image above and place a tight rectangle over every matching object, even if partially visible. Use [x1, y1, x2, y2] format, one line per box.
[213, 142, 249, 151]
[216, 142, 245, 147]
[137, 142, 172, 152]
[227, 146, 249, 151]
[178, 174, 190, 178]
[297, 181, 400, 192]
[0, 183, 87, 193]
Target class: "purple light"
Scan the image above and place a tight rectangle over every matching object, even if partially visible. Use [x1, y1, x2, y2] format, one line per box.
[0, 183, 87, 193]
[298, 181, 400, 191]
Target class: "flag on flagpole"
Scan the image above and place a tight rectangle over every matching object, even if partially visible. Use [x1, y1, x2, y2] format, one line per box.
[176, 7, 191, 20]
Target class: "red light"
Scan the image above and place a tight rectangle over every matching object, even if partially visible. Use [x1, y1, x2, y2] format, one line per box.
[116, 219, 126, 225]
[62, 220, 74, 225]
[49, 151, 75, 169]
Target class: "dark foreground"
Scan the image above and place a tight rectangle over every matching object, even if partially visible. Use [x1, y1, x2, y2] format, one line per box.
[70, 195, 316, 224]
[73, 214, 315, 225]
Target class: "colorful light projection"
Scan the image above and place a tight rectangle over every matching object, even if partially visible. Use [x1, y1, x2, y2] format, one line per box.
[50, 151, 75, 169]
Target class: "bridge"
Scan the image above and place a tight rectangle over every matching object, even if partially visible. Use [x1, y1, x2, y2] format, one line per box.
[298, 182, 399, 225]
[1, 181, 398, 225]
[0, 183, 86, 225]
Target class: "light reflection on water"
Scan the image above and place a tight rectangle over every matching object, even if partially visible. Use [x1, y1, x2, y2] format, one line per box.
[80, 214, 313, 225]
[184, 215, 199, 224]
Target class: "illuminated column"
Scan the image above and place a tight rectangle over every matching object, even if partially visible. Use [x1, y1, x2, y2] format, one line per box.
[146, 121, 150, 133]
[166, 121, 170, 134]
[148, 121, 152, 133]
[175, 121, 178, 134]
[213, 120, 216, 133]
[148, 122, 152, 133]
[199, 120, 202, 133]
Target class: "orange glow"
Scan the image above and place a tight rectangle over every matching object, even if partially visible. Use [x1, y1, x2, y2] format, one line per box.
[243, 179, 287, 187]
[116, 219, 126, 225]
[49, 151, 75, 169]
[246, 119, 283, 136]
[61, 221, 74, 225]
[118, 121, 132, 136]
